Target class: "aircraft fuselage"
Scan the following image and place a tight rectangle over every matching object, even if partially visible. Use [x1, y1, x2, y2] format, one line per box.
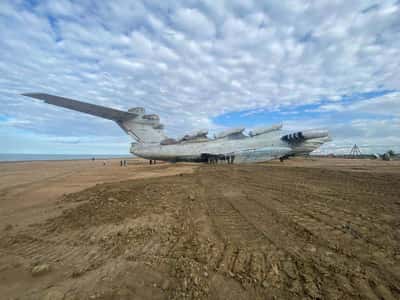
[131, 132, 328, 163]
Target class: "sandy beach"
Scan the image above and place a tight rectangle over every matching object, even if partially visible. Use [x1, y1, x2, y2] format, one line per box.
[0, 158, 196, 228]
[0, 158, 399, 299]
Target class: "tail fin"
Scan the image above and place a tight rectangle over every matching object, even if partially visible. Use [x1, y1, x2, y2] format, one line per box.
[116, 108, 166, 143]
[22, 93, 166, 144]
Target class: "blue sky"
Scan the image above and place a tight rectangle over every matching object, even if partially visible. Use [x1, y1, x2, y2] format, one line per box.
[214, 90, 396, 127]
[0, 0, 399, 154]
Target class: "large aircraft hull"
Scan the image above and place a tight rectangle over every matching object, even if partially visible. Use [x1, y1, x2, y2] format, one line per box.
[22, 93, 330, 163]
[131, 132, 329, 163]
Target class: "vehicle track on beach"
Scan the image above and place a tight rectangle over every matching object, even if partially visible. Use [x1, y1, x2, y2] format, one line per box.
[197, 166, 400, 299]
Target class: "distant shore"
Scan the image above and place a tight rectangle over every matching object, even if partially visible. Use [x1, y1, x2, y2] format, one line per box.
[0, 153, 132, 163]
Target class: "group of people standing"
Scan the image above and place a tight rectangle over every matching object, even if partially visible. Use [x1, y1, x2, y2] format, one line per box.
[120, 160, 127, 167]
[207, 154, 235, 164]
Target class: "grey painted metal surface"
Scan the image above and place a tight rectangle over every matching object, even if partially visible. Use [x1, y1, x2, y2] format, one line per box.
[22, 93, 331, 163]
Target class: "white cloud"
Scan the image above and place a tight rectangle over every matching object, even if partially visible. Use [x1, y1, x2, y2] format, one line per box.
[320, 118, 400, 154]
[0, 0, 399, 153]
[172, 8, 216, 39]
[316, 92, 400, 116]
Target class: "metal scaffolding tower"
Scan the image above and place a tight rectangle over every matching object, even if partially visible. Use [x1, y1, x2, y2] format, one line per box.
[349, 144, 362, 157]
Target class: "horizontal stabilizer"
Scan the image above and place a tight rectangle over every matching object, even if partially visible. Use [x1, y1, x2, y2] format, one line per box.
[22, 93, 137, 121]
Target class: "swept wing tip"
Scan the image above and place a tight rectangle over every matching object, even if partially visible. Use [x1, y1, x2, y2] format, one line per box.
[20, 92, 138, 121]
[21, 92, 43, 98]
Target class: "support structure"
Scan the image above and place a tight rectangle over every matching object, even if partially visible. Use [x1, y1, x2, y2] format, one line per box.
[349, 144, 361, 158]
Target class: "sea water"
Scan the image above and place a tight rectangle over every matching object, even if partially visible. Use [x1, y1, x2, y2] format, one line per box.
[0, 153, 131, 162]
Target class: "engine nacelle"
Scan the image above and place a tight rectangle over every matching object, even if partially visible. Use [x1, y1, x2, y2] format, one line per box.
[215, 128, 245, 139]
[281, 132, 304, 142]
[281, 129, 329, 143]
[249, 124, 282, 137]
[180, 130, 209, 141]
[302, 130, 329, 139]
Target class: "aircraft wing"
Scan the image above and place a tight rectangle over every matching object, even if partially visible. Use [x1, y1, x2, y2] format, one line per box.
[22, 93, 137, 121]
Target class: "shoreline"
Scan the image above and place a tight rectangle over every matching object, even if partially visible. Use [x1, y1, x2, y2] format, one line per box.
[0, 157, 133, 164]
[0, 154, 134, 163]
